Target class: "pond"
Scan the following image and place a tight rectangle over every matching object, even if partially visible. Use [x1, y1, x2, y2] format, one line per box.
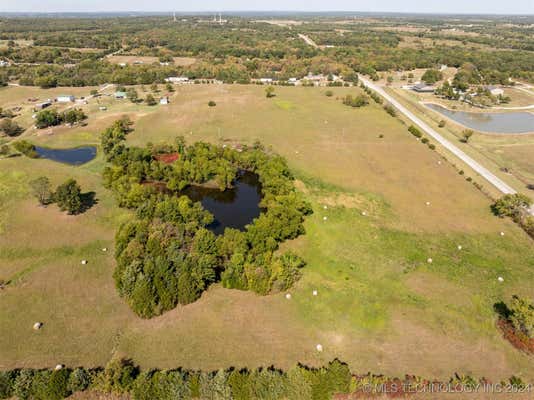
[35, 146, 97, 165]
[179, 170, 263, 235]
[425, 103, 534, 134]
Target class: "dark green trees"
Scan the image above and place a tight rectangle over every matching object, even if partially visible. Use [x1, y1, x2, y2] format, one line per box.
[54, 179, 83, 215]
[102, 119, 312, 318]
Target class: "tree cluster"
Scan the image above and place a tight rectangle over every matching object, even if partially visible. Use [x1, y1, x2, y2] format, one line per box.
[35, 109, 87, 129]
[101, 119, 312, 318]
[30, 177, 85, 215]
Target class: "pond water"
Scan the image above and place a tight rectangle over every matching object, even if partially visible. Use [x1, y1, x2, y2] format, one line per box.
[35, 146, 97, 165]
[179, 170, 263, 235]
[425, 103, 534, 134]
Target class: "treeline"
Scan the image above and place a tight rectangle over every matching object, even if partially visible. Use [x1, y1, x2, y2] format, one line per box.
[0, 358, 528, 400]
[101, 118, 312, 317]
[2, 17, 534, 87]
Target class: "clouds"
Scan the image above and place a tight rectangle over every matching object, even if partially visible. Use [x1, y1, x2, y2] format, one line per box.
[2, 0, 533, 14]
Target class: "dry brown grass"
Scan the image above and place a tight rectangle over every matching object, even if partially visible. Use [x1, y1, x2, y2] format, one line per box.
[107, 55, 196, 66]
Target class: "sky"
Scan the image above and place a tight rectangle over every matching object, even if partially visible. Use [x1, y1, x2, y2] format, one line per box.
[1, 0, 533, 15]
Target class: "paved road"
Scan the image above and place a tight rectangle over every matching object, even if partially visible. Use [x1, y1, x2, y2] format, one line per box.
[358, 75, 518, 196]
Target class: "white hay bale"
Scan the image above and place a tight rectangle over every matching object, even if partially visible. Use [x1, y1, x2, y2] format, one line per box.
[316, 344, 323, 352]
[498, 276, 504, 282]
[285, 293, 292, 300]
[457, 245, 462, 250]
[323, 216, 328, 221]
[361, 211, 367, 216]
[323, 205, 328, 210]
[312, 290, 318, 296]
[33, 322, 42, 330]
[81, 260, 87, 265]
[425, 201, 431, 206]
[427, 258, 433, 264]
[102, 248, 108, 252]
[295, 150, 299, 154]
[500, 231, 505, 236]
[55, 364, 63, 371]
[438, 161, 442, 165]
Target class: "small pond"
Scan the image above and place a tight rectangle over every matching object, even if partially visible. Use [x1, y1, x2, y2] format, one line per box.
[35, 146, 97, 165]
[425, 103, 534, 134]
[179, 170, 263, 235]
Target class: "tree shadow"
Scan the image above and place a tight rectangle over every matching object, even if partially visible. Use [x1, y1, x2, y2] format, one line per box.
[493, 301, 511, 319]
[79, 191, 98, 213]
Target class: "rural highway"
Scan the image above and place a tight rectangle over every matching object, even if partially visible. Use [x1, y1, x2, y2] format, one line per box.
[358, 75, 518, 196]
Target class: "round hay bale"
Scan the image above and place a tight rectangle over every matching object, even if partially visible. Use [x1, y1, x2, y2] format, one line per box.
[457, 245, 462, 250]
[426, 201, 431, 206]
[498, 276, 504, 282]
[427, 258, 433, 264]
[316, 344, 323, 352]
[102, 248, 108, 252]
[33, 322, 42, 330]
[81, 260, 87, 265]
[323, 216, 328, 221]
[361, 211, 367, 216]
[323, 205, 328, 210]
[312, 290, 318, 296]
[285, 293, 292, 300]
[500, 231, 505, 237]
[55, 364, 63, 371]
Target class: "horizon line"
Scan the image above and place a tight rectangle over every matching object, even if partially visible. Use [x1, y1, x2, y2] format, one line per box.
[1, 10, 534, 16]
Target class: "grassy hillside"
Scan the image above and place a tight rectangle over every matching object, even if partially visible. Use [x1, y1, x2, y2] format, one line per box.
[0, 85, 532, 381]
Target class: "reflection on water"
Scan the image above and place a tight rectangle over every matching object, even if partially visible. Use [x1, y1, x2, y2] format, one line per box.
[425, 103, 534, 134]
[178, 170, 263, 235]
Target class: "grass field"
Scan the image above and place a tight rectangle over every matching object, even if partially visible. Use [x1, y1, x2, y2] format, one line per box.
[1, 85, 533, 381]
[387, 87, 534, 194]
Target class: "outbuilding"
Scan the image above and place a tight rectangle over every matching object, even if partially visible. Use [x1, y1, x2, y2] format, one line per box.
[412, 83, 436, 93]
[56, 95, 75, 103]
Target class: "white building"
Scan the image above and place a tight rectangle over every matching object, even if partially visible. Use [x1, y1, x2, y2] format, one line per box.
[485, 86, 504, 96]
[259, 78, 273, 84]
[56, 95, 75, 103]
[160, 96, 169, 105]
[165, 76, 189, 84]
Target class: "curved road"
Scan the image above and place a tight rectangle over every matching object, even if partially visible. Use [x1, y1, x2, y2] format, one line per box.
[358, 75, 517, 196]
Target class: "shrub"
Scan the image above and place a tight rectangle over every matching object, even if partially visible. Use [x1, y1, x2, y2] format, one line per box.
[68, 368, 92, 393]
[506, 295, 534, 339]
[428, 143, 436, 150]
[145, 94, 157, 106]
[461, 129, 474, 143]
[12, 140, 38, 158]
[492, 193, 532, 218]
[408, 125, 422, 138]
[265, 86, 275, 98]
[208, 100, 216, 107]
[342, 94, 369, 107]
[96, 359, 138, 394]
[13, 370, 34, 400]
[0, 371, 17, 399]
[0, 118, 23, 136]
[438, 119, 446, 127]
[421, 137, 429, 144]
[383, 104, 396, 117]
[325, 90, 333, 97]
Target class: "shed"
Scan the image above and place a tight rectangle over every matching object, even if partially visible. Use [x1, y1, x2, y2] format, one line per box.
[114, 91, 127, 99]
[412, 83, 436, 93]
[56, 95, 75, 103]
